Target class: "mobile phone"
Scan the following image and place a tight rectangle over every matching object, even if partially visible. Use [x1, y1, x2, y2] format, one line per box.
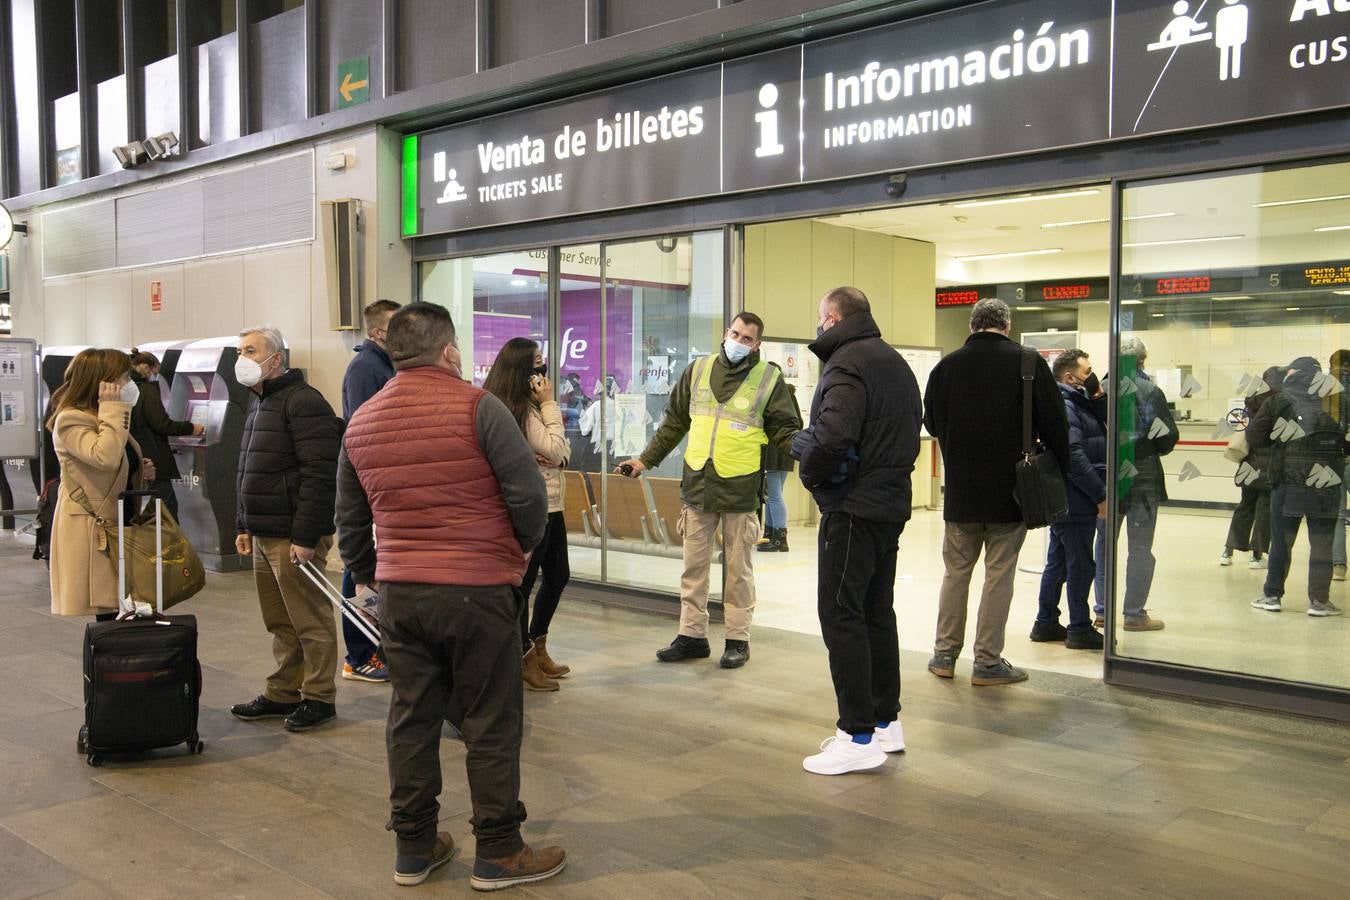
[619, 463, 635, 477]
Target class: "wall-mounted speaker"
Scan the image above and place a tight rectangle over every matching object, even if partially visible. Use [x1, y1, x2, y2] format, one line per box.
[321, 198, 363, 331]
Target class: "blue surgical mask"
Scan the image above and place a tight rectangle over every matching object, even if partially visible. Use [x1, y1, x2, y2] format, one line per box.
[724, 339, 751, 363]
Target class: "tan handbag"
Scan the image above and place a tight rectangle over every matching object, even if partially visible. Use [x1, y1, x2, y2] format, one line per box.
[69, 485, 206, 611]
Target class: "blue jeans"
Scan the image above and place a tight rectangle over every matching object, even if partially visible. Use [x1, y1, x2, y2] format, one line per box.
[1093, 494, 1159, 619]
[1037, 520, 1096, 633]
[341, 569, 379, 666]
[1264, 486, 1337, 603]
[764, 470, 788, 529]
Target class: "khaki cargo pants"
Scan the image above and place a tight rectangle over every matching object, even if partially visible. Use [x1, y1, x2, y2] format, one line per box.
[677, 507, 760, 642]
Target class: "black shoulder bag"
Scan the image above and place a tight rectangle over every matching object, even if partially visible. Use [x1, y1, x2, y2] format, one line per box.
[1013, 348, 1068, 529]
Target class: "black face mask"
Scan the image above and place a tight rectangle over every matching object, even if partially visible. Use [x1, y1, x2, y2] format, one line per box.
[1083, 372, 1101, 397]
[816, 324, 826, 338]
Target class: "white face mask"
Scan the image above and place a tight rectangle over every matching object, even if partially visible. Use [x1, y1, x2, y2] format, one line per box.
[118, 380, 140, 404]
[235, 355, 267, 387]
[724, 338, 752, 363]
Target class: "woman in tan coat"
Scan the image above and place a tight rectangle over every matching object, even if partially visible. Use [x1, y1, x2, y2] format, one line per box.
[48, 349, 154, 618]
[484, 338, 572, 691]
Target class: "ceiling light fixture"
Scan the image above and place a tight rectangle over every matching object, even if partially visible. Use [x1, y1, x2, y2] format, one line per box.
[952, 188, 1100, 209]
[1151, 313, 1165, 318]
[952, 248, 1063, 262]
[1121, 300, 1146, 305]
[1040, 212, 1177, 230]
[1253, 193, 1350, 209]
[1285, 307, 1302, 312]
[509, 278, 528, 287]
[1219, 294, 1253, 300]
[1335, 290, 1350, 296]
[1122, 234, 1243, 248]
[1313, 224, 1350, 232]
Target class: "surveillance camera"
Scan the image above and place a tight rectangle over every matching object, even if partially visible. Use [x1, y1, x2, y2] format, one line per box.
[143, 132, 180, 161]
[113, 142, 148, 168]
[885, 173, 908, 199]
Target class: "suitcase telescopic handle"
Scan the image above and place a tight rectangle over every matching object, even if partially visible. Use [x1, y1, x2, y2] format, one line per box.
[116, 492, 164, 615]
[296, 560, 381, 647]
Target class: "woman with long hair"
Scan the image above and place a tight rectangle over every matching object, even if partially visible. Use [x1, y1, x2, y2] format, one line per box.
[47, 348, 154, 618]
[483, 337, 572, 692]
[128, 350, 203, 521]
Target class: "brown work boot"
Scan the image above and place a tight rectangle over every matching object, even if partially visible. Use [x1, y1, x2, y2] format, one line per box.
[531, 634, 571, 678]
[470, 843, 566, 892]
[522, 646, 559, 692]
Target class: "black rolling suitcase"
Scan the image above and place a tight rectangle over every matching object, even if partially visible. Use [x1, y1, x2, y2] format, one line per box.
[78, 491, 203, 767]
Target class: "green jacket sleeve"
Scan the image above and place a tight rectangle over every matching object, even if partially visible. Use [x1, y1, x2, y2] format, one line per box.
[763, 372, 803, 453]
[639, 364, 695, 469]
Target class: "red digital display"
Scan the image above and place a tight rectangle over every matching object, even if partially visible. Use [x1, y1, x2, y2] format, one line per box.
[1042, 283, 1092, 300]
[1157, 275, 1212, 295]
[936, 290, 981, 307]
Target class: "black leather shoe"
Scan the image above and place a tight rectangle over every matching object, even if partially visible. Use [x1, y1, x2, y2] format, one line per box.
[656, 635, 711, 662]
[284, 700, 337, 732]
[230, 695, 300, 721]
[720, 640, 750, 669]
[1029, 621, 1069, 642]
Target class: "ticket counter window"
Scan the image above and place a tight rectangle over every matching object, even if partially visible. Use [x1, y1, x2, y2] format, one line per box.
[1113, 158, 1350, 690]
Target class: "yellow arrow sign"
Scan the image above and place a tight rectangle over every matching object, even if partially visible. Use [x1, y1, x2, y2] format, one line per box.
[339, 72, 369, 103]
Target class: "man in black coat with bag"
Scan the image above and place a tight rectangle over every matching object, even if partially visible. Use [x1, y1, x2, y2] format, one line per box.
[793, 286, 922, 776]
[923, 299, 1069, 687]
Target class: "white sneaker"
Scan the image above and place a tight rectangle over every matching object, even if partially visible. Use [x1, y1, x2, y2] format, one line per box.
[803, 730, 887, 775]
[1249, 558, 1267, 570]
[1251, 595, 1282, 612]
[1218, 553, 1232, 567]
[875, 721, 905, 753]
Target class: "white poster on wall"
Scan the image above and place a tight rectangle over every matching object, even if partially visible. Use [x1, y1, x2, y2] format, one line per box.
[612, 393, 650, 458]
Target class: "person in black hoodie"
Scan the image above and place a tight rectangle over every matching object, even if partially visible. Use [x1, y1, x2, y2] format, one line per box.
[128, 350, 204, 520]
[924, 299, 1069, 687]
[228, 326, 344, 732]
[1249, 356, 1347, 617]
[793, 286, 921, 776]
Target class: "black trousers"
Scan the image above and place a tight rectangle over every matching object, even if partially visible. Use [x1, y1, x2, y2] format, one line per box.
[519, 511, 570, 650]
[381, 582, 526, 859]
[1226, 485, 1270, 556]
[817, 512, 904, 735]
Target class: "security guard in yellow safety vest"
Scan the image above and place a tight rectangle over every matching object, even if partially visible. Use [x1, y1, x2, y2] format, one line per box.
[617, 312, 802, 669]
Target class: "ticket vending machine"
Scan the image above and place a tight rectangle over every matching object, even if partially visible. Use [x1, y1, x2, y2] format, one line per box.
[136, 339, 193, 399]
[167, 338, 250, 571]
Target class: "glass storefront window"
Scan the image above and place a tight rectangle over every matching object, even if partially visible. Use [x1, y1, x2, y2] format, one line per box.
[1113, 158, 1350, 689]
[419, 250, 550, 387]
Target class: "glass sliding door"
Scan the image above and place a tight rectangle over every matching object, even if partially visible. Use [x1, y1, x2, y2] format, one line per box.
[557, 232, 727, 593]
[419, 231, 729, 595]
[1111, 157, 1350, 691]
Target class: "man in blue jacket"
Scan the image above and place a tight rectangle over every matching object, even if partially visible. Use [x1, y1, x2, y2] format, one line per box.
[339, 299, 401, 682]
[793, 286, 922, 776]
[1033, 350, 1106, 650]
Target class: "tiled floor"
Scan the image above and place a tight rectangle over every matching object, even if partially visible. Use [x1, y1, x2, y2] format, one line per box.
[2, 530, 1348, 899]
[576, 506, 1350, 688]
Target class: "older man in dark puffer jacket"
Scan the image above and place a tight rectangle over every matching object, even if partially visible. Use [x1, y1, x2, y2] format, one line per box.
[228, 325, 343, 733]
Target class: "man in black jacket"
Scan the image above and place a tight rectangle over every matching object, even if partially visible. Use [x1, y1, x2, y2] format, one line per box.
[924, 299, 1069, 686]
[128, 350, 204, 520]
[338, 299, 401, 683]
[228, 326, 344, 732]
[1033, 350, 1106, 650]
[793, 286, 921, 776]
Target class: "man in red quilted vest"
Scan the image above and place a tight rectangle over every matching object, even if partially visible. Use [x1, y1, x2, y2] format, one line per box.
[336, 302, 564, 891]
